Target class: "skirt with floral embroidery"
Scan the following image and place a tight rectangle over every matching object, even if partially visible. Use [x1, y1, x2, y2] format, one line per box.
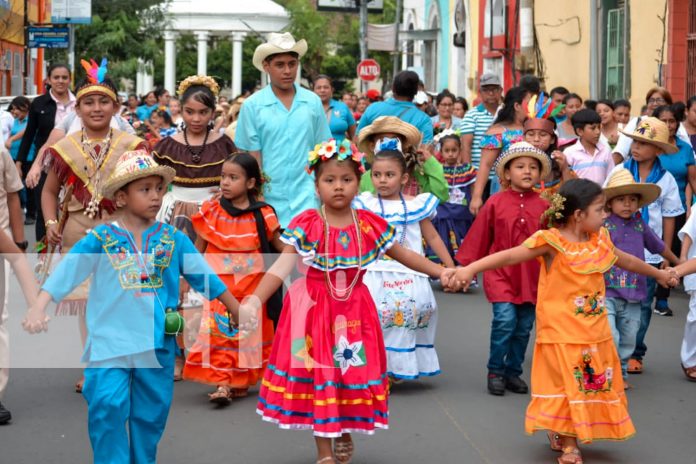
[525, 339, 635, 443]
[363, 270, 440, 380]
[257, 268, 389, 437]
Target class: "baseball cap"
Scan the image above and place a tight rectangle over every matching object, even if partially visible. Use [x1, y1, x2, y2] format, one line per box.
[413, 91, 429, 105]
[480, 72, 501, 87]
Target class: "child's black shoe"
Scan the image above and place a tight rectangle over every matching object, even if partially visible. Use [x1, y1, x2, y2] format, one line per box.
[487, 374, 506, 396]
[504, 376, 529, 394]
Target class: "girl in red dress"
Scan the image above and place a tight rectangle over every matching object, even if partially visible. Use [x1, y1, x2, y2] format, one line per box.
[243, 139, 456, 464]
[183, 152, 282, 404]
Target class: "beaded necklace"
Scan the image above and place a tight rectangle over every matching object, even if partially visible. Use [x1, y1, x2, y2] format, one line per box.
[80, 128, 113, 218]
[321, 206, 363, 301]
[183, 128, 210, 163]
[377, 192, 408, 245]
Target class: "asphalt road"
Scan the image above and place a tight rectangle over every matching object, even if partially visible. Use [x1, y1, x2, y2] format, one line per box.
[1, 276, 695, 463]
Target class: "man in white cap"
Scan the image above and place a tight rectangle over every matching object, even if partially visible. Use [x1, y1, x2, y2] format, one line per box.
[235, 32, 331, 227]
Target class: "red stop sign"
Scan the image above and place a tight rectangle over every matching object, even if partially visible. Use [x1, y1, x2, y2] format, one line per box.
[357, 59, 380, 81]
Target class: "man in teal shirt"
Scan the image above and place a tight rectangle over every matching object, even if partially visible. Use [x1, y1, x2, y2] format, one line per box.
[235, 33, 331, 227]
[357, 70, 434, 144]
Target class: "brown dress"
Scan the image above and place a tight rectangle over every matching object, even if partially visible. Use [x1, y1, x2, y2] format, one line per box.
[153, 134, 236, 240]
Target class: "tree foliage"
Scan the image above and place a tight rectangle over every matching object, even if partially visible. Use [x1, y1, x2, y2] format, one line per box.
[46, 0, 167, 86]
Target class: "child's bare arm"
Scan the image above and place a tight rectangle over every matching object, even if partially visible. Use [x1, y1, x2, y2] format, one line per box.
[451, 244, 550, 290]
[614, 249, 673, 287]
[251, 244, 297, 304]
[386, 242, 451, 279]
[0, 230, 37, 304]
[660, 247, 682, 266]
[662, 216, 676, 258]
[420, 218, 455, 268]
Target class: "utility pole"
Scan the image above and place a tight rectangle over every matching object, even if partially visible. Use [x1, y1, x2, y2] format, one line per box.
[392, 0, 402, 78]
[358, 0, 368, 93]
[23, 0, 29, 94]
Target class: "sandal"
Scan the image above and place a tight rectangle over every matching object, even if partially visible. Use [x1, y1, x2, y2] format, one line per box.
[333, 437, 354, 464]
[230, 388, 249, 398]
[208, 386, 232, 405]
[681, 364, 696, 382]
[627, 358, 642, 374]
[558, 446, 583, 464]
[75, 377, 85, 394]
[547, 431, 562, 452]
[316, 458, 335, 464]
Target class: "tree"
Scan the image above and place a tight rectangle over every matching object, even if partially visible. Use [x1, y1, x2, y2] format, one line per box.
[46, 0, 167, 86]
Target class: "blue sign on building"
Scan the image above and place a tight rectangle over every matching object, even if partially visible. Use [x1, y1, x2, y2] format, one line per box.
[28, 27, 70, 49]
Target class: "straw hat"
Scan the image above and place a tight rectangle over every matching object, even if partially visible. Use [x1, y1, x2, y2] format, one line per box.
[102, 150, 176, 200]
[357, 116, 422, 162]
[620, 117, 678, 154]
[603, 168, 661, 208]
[494, 141, 552, 181]
[252, 32, 307, 72]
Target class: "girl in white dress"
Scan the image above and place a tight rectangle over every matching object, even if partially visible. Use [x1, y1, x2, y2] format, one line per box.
[355, 138, 456, 381]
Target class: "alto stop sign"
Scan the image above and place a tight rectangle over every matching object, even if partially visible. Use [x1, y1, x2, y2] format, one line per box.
[357, 59, 380, 81]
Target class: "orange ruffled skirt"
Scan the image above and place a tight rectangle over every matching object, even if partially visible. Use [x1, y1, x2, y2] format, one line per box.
[525, 339, 635, 443]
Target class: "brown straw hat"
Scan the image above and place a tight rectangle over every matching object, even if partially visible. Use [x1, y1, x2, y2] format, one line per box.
[620, 117, 678, 154]
[494, 141, 552, 181]
[102, 150, 176, 199]
[357, 116, 422, 162]
[603, 168, 661, 208]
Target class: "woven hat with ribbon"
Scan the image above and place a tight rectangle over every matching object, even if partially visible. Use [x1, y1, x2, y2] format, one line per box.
[603, 168, 661, 208]
[620, 117, 678, 154]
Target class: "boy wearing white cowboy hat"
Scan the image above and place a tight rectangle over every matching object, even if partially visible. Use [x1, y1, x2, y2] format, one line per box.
[604, 117, 684, 374]
[602, 168, 680, 386]
[235, 32, 331, 228]
[456, 142, 551, 396]
[24, 150, 244, 464]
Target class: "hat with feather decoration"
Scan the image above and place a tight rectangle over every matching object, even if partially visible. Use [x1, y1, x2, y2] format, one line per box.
[523, 92, 565, 135]
[76, 58, 117, 102]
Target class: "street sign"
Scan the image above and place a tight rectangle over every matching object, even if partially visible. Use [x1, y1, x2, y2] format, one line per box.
[357, 59, 380, 82]
[28, 27, 70, 49]
[51, 0, 92, 24]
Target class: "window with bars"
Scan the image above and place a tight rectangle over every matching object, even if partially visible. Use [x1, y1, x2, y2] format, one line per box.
[687, 0, 696, 97]
[605, 7, 625, 100]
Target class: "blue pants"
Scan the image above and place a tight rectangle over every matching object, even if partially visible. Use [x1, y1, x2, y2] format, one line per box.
[488, 302, 535, 377]
[605, 297, 641, 379]
[82, 337, 176, 464]
[632, 264, 659, 361]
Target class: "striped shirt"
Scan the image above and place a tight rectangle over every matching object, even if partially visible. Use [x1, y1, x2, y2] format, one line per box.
[564, 140, 615, 185]
[459, 103, 496, 172]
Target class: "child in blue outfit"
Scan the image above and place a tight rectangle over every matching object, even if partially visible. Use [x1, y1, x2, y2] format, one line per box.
[23, 150, 244, 464]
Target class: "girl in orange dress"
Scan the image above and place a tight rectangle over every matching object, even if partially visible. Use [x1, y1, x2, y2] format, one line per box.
[183, 152, 282, 404]
[451, 179, 675, 464]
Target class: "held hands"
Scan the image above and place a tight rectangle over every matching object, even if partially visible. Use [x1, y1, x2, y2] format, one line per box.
[439, 267, 458, 292]
[659, 267, 680, 288]
[22, 306, 49, 334]
[442, 266, 475, 293]
[238, 295, 261, 333]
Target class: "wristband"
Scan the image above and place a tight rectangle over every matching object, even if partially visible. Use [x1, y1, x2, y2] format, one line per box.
[45, 219, 58, 228]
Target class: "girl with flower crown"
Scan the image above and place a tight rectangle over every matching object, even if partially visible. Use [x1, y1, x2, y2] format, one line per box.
[450, 178, 677, 464]
[41, 60, 146, 392]
[353, 138, 455, 383]
[241, 139, 456, 464]
[153, 75, 236, 379]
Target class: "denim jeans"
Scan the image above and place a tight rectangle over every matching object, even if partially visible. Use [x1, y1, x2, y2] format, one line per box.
[488, 302, 535, 377]
[605, 297, 641, 379]
[489, 176, 501, 195]
[632, 263, 660, 361]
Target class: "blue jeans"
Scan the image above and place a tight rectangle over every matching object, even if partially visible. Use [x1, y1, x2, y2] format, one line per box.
[488, 302, 535, 377]
[632, 263, 659, 361]
[489, 176, 501, 195]
[605, 297, 641, 379]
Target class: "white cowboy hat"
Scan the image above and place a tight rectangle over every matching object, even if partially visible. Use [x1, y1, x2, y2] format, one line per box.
[252, 32, 308, 72]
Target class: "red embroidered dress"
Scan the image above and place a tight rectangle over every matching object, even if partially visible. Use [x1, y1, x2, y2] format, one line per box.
[183, 200, 279, 388]
[256, 209, 396, 437]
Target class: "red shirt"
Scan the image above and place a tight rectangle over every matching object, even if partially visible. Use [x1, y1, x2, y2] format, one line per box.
[456, 189, 548, 304]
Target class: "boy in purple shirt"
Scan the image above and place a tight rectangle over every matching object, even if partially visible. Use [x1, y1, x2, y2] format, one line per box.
[603, 169, 680, 385]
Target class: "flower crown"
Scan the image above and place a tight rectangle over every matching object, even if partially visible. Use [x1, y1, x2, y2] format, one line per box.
[541, 191, 566, 227]
[177, 75, 220, 97]
[433, 128, 461, 145]
[307, 138, 367, 174]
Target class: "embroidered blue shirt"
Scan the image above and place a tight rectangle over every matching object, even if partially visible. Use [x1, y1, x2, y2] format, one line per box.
[42, 222, 227, 363]
[604, 214, 664, 302]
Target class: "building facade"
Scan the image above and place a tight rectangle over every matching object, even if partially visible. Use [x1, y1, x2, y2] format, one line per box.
[0, 0, 50, 96]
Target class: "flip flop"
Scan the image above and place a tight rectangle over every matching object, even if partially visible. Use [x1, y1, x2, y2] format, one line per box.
[681, 364, 696, 382]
